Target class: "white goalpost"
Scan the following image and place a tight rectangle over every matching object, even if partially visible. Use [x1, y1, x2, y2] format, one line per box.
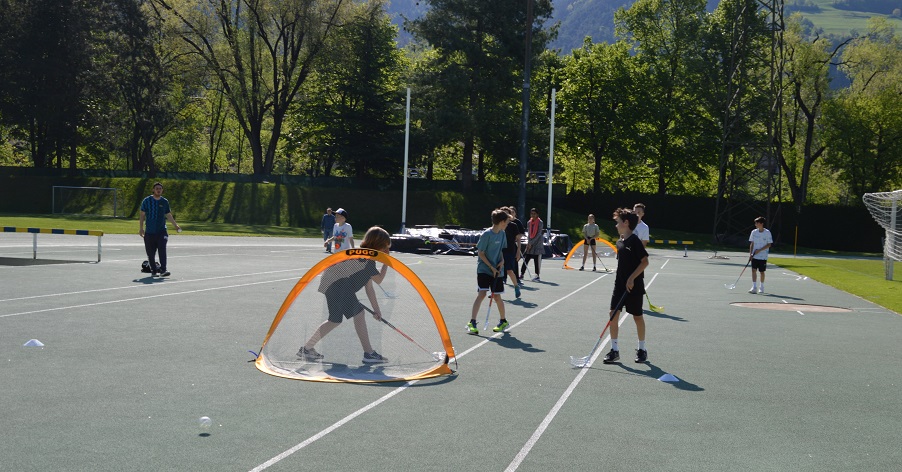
[52, 186, 120, 217]
[863, 190, 902, 280]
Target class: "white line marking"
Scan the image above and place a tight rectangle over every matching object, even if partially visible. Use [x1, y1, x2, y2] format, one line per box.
[505, 275, 658, 471]
[248, 274, 614, 471]
[0, 268, 305, 303]
[0, 278, 299, 318]
[661, 259, 669, 269]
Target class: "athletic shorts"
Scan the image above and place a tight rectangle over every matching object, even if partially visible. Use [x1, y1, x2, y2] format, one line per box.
[325, 294, 366, 323]
[611, 282, 644, 316]
[503, 251, 518, 273]
[752, 258, 767, 272]
[477, 272, 505, 293]
[585, 238, 596, 246]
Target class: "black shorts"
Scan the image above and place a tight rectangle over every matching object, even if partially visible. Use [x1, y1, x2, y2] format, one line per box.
[585, 238, 596, 246]
[477, 273, 505, 293]
[611, 282, 644, 316]
[503, 251, 518, 273]
[325, 295, 366, 323]
[751, 258, 767, 272]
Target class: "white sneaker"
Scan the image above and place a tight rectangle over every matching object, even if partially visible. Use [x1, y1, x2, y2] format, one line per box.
[748, 287, 757, 294]
[757, 287, 764, 294]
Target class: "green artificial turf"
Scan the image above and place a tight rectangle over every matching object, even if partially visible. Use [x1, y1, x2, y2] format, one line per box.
[0, 214, 321, 238]
[770, 256, 902, 314]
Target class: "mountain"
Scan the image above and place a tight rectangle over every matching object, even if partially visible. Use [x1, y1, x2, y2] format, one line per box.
[384, 0, 902, 53]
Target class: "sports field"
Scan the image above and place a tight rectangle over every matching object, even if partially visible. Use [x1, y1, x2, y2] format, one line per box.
[1, 233, 901, 471]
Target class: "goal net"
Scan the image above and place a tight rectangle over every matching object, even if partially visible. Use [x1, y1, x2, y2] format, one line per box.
[863, 190, 902, 280]
[256, 249, 456, 383]
[52, 186, 120, 217]
[562, 237, 617, 271]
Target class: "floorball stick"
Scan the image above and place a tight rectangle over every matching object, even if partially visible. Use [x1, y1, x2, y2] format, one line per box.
[361, 305, 443, 362]
[725, 257, 752, 289]
[570, 290, 630, 368]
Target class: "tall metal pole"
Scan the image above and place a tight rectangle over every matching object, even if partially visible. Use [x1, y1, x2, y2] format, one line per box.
[546, 88, 555, 236]
[401, 87, 411, 233]
[517, 0, 534, 219]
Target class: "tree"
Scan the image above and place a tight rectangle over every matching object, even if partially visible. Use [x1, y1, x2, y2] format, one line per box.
[556, 39, 640, 193]
[777, 13, 853, 209]
[289, 0, 405, 178]
[615, 0, 713, 195]
[153, 0, 348, 176]
[405, 0, 553, 188]
[822, 18, 902, 197]
[0, 0, 106, 169]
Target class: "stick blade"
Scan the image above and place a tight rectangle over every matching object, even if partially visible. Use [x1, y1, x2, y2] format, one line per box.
[569, 355, 589, 368]
[724, 283, 736, 289]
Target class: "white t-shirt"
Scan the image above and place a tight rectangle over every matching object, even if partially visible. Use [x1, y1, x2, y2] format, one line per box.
[749, 228, 773, 260]
[635, 220, 649, 243]
[332, 222, 354, 252]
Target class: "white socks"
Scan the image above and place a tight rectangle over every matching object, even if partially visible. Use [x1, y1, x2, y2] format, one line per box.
[638, 340, 646, 350]
[611, 339, 619, 351]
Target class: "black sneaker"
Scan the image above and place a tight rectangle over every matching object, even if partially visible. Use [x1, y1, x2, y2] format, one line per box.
[160, 271, 171, 277]
[363, 350, 388, 364]
[298, 347, 323, 362]
[635, 349, 648, 363]
[602, 349, 620, 364]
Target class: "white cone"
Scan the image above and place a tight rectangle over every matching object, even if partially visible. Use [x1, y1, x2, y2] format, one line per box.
[23, 339, 44, 347]
[658, 373, 679, 382]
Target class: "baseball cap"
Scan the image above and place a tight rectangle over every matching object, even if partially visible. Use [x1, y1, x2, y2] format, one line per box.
[334, 208, 348, 217]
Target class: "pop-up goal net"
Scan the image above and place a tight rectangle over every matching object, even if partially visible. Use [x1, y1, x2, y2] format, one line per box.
[256, 249, 456, 383]
[863, 190, 902, 280]
[562, 237, 617, 271]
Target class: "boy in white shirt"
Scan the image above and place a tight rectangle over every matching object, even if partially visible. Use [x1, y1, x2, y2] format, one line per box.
[325, 208, 354, 252]
[748, 216, 773, 294]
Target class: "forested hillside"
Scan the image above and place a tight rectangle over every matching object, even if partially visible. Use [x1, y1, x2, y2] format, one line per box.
[386, 0, 902, 51]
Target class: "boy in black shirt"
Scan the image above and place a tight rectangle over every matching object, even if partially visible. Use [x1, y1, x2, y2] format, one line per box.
[603, 208, 650, 364]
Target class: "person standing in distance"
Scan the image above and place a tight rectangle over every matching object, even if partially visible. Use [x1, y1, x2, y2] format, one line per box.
[748, 216, 773, 294]
[139, 182, 181, 277]
[324, 208, 354, 252]
[633, 203, 649, 247]
[321, 208, 336, 253]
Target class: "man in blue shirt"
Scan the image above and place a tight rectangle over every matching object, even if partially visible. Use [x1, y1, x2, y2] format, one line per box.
[320, 208, 336, 253]
[139, 182, 181, 277]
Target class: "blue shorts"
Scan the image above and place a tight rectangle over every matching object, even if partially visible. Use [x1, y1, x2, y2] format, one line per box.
[477, 273, 505, 293]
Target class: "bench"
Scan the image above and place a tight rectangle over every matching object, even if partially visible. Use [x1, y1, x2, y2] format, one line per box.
[2, 227, 104, 262]
[649, 239, 694, 257]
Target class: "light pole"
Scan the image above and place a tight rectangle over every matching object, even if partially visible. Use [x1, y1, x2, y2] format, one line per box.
[517, 0, 534, 219]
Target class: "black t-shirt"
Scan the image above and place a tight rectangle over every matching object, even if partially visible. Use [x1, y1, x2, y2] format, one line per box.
[504, 218, 525, 253]
[615, 233, 648, 288]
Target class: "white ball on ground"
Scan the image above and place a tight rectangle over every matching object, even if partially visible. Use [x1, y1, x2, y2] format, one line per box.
[199, 416, 212, 429]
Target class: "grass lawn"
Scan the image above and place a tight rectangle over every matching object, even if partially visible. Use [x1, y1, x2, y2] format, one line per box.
[770, 257, 902, 314]
[0, 214, 322, 238]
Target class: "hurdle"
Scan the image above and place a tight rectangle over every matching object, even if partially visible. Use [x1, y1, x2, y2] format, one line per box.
[649, 239, 694, 257]
[2, 227, 104, 262]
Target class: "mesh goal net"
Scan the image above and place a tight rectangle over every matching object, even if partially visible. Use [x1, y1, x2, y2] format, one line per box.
[256, 249, 456, 383]
[863, 190, 902, 279]
[562, 237, 617, 271]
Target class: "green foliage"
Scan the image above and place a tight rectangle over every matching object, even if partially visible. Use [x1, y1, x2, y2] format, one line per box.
[288, 0, 406, 179]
